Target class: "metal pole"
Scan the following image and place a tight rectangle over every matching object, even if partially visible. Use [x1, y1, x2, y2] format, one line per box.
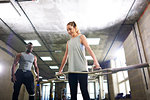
[94, 81, 96, 99]
[98, 76, 101, 100]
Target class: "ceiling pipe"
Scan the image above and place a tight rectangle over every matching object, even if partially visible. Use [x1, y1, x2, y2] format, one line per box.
[16, 1, 59, 66]
[0, 18, 55, 78]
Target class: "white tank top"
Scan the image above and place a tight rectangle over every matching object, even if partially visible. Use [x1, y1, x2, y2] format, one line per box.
[68, 34, 88, 72]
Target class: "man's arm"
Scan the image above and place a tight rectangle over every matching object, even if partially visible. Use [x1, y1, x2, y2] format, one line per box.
[11, 53, 21, 83]
[33, 56, 39, 81]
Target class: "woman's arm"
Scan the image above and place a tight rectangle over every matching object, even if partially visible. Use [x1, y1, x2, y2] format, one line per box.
[80, 35, 101, 68]
[59, 42, 68, 73]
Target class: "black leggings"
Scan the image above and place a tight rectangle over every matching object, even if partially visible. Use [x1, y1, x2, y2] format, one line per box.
[12, 69, 35, 100]
[68, 73, 90, 100]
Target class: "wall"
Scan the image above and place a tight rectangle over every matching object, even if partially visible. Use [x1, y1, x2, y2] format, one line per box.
[123, 4, 150, 99]
[137, 3, 150, 99]
[123, 30, 148, 100]
[138, 3, 150, 71]
[0, 40, 28, 100]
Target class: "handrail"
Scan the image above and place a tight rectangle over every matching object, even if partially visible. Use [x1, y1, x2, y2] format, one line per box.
[55, 63, 149, 81]
[40, 63, 149, 83]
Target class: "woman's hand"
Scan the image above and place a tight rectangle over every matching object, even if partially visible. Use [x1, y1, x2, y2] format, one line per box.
[93, 62, 101, 70]
[58, 69, 62, 74]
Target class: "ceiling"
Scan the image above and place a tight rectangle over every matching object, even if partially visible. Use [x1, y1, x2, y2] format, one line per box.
[0, 0, 148, 79]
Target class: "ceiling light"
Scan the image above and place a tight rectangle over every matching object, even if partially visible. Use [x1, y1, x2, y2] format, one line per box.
[54, 50, 62, 53]
[39, 76, 43, 79]
[49, 66, 59, 69]
[0, 1, 21, 18]
[24, 40, 41, 46]
[86, 38, 100, 45]
[40, 57, 52, 61]
[42, 79, 48, 82]
[85, 56, 93, 60]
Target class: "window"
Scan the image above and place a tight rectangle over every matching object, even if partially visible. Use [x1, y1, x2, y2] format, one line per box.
[42, 83, 51, 100]
[114, 47, 130, 96]
[89, 82, 95, 99]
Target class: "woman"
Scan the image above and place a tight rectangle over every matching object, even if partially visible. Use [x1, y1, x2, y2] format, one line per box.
[59, 21, 101, 100]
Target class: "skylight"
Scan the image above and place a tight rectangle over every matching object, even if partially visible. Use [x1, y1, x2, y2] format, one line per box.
[0, 1, 20, 18]
[49, 66, 59, 69]
[86, 38, 100, 45]
[40, 57, 52, 61]
[24, 40, 41, 46]
[58, 0, 133, 29]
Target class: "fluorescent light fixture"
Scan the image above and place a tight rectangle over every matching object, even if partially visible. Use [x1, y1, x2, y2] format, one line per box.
[39, 76, 43, 79]
[54, 50, 62, 53]
[49, 66, 59, 69]
[42, 79, 48, 82]
[24, 40, 41, 46]
[40, 57, 52, 61]
[85, 56, 93, 60]
[0, 1, 21, 18]
[86, 38, 100, 45]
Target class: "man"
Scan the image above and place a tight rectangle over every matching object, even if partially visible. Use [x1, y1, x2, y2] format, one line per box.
[11, 42, 39, 100]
